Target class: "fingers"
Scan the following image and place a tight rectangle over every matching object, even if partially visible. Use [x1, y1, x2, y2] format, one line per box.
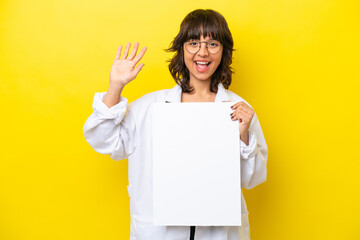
[127, 42, 139, 60]
[231, 102, 253, 115]
[230, 102, 254, 123]
[132, 46, 147, 65]
[133, 63, 145, 76]
[231, 109, 251, 122]
[231, 101, 247, 110]
[230, 112, 241, 122]
[117, 42, 146, 64]
[121, 42, 131, 59]
[115, 45, 123, 60]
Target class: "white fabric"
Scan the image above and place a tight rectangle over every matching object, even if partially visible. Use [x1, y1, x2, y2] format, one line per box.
[83, 83, 268, 240]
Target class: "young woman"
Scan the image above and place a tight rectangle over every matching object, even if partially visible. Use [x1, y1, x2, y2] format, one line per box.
[83, 9, 267, 240]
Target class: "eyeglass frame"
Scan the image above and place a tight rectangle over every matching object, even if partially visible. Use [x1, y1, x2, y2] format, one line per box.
[184, 40, 223, 55]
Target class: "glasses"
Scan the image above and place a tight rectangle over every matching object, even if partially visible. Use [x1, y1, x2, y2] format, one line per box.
[184, 40, 222, 54]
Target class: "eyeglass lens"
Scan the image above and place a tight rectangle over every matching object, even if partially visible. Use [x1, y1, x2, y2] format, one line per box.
[185, 40, 221, 54]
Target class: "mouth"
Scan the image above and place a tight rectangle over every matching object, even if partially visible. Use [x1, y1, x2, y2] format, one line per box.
[194, 61, 211, 72]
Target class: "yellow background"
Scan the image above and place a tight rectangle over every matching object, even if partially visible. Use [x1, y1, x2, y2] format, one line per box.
[1, 0, 359, 239]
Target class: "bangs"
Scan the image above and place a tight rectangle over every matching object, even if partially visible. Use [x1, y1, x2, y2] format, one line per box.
[181, 12, 224, 42]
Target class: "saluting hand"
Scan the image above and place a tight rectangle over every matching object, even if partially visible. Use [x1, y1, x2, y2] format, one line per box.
[104, 42, 147, 108]
[109, 42, 147, 87]
[230, 102, 255, 145]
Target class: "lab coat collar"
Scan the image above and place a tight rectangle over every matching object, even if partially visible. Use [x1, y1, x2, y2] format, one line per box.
[165, 83, 232, 103]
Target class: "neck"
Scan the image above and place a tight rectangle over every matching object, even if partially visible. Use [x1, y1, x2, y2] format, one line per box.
[189, 78, 212, 96]
[181, 78, 217, 102]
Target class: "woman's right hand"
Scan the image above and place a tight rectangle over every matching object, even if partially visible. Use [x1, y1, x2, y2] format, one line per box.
[109, 42, 147, 88]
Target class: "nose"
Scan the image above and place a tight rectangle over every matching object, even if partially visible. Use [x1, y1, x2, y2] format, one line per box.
[197, 42, 209, 56]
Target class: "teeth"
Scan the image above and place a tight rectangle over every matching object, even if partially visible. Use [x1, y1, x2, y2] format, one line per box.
[196, 61, 209, 65]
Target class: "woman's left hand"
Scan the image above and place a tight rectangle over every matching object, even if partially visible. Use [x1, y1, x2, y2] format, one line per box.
[230, 102, 254, 145]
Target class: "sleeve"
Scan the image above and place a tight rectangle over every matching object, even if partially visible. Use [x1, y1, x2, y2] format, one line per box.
[240, 113, 268, 189]
[82, 92, 137, 160]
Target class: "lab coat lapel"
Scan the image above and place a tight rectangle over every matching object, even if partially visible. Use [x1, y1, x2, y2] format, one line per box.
[214, 83, 232, 102]
[164, 84, 182, 103]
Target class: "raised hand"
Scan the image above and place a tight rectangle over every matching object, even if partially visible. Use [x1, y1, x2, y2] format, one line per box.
[104, 42, 147, 108]
[109, 42, 147, 87]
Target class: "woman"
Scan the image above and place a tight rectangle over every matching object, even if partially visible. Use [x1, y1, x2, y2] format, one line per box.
[83, 9, 267, 240]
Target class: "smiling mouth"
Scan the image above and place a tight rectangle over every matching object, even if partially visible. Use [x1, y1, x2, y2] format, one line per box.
[195, 61, 211, 66]
[194, 61, 211, 72]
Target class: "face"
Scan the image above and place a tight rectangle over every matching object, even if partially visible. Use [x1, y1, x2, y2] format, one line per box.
[183, 35, 223, 84]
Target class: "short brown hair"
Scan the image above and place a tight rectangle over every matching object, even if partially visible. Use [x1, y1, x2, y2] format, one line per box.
[167, 9, 234, 93]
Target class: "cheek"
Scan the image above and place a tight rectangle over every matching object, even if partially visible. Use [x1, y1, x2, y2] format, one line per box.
[183, 53, 192, 69]
[214, 49, 223, 63]
[213, 55, 223, 69]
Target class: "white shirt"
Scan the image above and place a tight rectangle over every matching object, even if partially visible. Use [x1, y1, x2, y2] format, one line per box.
[83, 83, 268, 240]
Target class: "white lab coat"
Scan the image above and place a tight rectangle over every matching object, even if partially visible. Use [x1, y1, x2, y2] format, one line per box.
[83, 83, 268, 240]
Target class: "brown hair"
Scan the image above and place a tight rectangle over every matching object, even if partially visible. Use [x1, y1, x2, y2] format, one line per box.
[167, 9, 234, 93]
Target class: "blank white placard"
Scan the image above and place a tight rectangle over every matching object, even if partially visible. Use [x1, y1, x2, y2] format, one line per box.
[153, 102, 241, 226]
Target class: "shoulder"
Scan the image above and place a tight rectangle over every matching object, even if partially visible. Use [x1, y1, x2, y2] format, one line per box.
[225, 89, 254, 109]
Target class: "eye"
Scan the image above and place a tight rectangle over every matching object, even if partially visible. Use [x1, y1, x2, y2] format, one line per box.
[187, 40, 199, 46]
[209, 41, 220, 47]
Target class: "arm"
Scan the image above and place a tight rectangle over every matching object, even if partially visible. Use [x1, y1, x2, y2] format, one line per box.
[231, 102, 268, 189]
[83, 42, 146, 160]
[83, 93, 137, 160]
[239, 113, 268, 189]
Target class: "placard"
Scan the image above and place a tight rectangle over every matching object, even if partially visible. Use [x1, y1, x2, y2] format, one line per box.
[153, 102, 241, 226]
